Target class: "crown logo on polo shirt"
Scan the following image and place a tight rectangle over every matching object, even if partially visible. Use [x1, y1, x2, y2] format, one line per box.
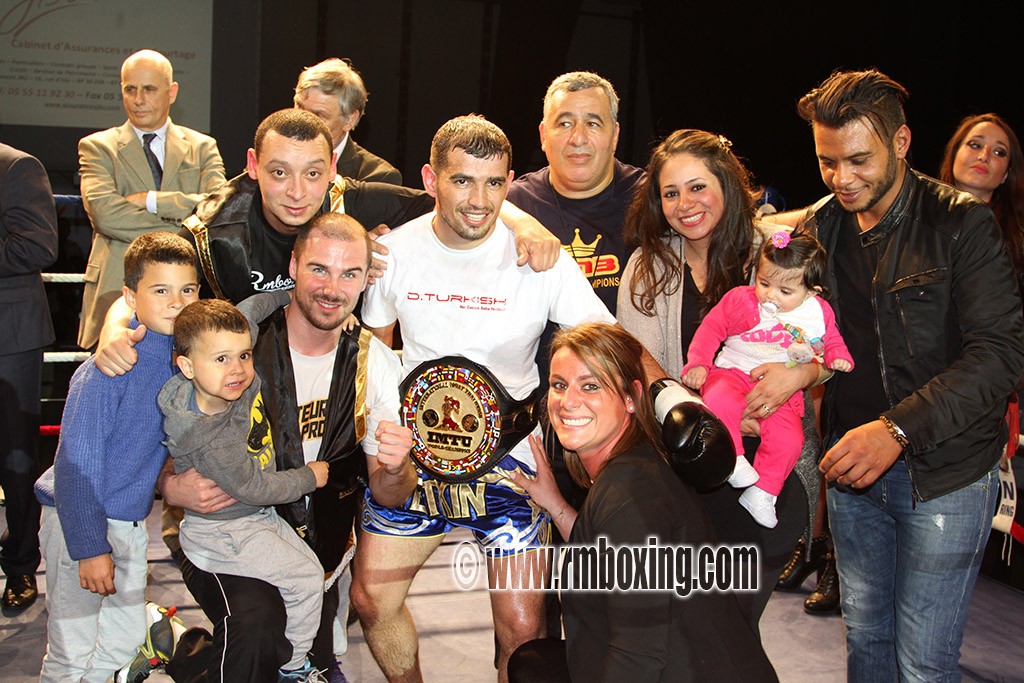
[562, 228, 602, 257]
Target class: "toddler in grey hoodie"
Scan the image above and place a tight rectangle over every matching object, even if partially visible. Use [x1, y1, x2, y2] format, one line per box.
[158, 299, 328, 676]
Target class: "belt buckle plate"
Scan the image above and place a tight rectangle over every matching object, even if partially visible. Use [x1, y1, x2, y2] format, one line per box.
[401, 357, 504, 483]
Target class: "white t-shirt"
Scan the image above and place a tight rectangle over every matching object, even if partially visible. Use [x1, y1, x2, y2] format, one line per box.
[291, 332, 404, 464]
[361, 212, 614, 466]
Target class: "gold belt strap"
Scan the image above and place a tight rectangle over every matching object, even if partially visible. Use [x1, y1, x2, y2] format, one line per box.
[182, 214, 228, 300]
[353, 327, 371, 442]
[329, 175, 347, 214]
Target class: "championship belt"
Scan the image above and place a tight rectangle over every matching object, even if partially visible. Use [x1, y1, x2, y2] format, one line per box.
[401, 356, 537, 483]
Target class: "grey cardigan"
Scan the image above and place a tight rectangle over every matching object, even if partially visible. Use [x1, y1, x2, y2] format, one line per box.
[616, 231, 690, 380]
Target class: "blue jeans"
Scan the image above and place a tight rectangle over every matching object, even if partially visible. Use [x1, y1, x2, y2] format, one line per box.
[827, 461, 997, 683]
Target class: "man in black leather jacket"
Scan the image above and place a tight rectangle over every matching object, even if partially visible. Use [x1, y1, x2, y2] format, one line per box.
[791, 69, 1024, 682]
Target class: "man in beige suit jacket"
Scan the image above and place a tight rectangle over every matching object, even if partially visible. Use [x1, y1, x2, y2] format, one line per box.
[77, 49, 225, 349]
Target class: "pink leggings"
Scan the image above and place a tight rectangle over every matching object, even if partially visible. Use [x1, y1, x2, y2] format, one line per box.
[701, 366, 805, 495]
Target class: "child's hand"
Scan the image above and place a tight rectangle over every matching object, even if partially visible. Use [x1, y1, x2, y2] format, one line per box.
[308, 461, 329, 488]
[79, 553, 116, 595]
[341, 314, 358, 332]
[830, 359, 853, 373]
[95, 323, 146, 377]
[682, 366, 708, 390]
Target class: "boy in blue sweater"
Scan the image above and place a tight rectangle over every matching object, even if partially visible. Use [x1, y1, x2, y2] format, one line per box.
[34, 231, 199, 682]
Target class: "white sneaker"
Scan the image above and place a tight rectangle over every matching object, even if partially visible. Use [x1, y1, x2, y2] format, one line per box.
[739, 486, 778, 528]
[727, 456, 760, 488]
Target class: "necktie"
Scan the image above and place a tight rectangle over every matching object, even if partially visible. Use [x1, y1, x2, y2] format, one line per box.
[142, 133, 163, 189]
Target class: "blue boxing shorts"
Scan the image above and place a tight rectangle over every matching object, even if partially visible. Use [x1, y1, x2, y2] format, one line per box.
[361, 452, 551, 557]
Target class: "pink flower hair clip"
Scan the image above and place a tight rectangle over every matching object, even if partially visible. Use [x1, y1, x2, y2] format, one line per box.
[771, 231, 791, 249]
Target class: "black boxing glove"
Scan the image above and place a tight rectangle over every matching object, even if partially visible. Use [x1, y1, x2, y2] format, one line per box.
[651, 378, 735, 491]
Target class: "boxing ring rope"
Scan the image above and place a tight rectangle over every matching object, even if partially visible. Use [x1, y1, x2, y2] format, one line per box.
[41, 271, 88, 438]
[42, 273, 86, 284]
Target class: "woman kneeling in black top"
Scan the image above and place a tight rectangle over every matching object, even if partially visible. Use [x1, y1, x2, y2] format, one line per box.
[508, 322, 777, 682]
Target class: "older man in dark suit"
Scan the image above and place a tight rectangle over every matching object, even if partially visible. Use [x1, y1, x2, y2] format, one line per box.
[0, 141, 57, 612]
[77, 49, 225, 350]
[294, 58, 402, 185]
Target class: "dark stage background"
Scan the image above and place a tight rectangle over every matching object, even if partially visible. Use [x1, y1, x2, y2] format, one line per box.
[3, 0, 1023, 588]
[2, 0, 1021, 207]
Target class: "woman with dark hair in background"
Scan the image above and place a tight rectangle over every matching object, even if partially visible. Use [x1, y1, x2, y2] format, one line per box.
[939, 112, 1024, 291]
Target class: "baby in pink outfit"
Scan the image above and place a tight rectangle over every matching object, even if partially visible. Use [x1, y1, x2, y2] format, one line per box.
[682, 231, 854, 528]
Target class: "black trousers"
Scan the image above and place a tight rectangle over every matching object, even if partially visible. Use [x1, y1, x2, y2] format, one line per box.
[0, 348, 43, 577]
[698, 442, 808, 634]
[542, 441, 806, 636]
[167, 554, 340, 682]
[508, 638, 570, 683]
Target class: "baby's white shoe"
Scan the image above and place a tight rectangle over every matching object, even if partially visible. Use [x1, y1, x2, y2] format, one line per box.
[739, 486, 778, 528]
[727, 456, 759, 488]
